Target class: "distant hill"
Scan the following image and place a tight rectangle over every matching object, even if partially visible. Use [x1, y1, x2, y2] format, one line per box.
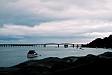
[83, 35, 112, 48]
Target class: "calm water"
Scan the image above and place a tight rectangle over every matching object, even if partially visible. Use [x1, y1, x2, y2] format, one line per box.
[0, 46, 112, 67]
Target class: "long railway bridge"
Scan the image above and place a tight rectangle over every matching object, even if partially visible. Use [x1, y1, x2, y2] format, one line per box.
[0, 43, 83, 48]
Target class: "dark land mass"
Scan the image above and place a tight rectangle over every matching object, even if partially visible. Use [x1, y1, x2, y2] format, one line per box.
[1, 52, 112, 75]
[82, 35, 112, 48]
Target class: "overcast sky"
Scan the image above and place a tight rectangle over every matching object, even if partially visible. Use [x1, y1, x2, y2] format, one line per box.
[0, 0, 112, 43]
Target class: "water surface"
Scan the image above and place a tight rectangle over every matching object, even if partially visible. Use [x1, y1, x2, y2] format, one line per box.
[0, 46, 111, 67]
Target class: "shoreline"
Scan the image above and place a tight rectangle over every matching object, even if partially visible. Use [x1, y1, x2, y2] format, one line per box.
[1, 51, 112, 75]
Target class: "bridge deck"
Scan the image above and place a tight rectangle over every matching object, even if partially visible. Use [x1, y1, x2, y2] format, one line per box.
[0, 43, 82, 48]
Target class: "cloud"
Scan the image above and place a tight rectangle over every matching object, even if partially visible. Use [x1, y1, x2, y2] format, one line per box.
[1, 0, 112, 25]
[0, 19, 112, 37]
[0, 0, 112, 43]
[0, 35, 23, 41]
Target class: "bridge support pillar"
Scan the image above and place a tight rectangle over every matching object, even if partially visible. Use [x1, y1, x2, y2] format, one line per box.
[44, 44, 46, 47]
[72, 44, 75, 48]
[64, 44, 68, 48]
[58, 44, 60, 48]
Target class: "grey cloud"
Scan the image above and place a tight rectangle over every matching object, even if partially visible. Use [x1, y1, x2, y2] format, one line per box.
[0, 0, 112, 26]
[0, 35, 24, 41]
[0, 0, 112, 43]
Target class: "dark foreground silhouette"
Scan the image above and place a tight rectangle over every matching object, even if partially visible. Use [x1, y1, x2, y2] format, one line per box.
[0, 52, 112, 75]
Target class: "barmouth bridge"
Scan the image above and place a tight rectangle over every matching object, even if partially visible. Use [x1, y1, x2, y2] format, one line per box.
[0, 43, 83, 48]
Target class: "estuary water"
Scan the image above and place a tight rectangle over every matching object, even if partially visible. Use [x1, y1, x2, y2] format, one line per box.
[0, 46, 112, 67]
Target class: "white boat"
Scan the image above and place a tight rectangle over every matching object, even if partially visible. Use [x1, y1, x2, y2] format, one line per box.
[27, 50, 38, 58]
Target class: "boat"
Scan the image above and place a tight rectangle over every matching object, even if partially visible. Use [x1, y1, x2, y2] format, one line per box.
[27, 50, 38, 58]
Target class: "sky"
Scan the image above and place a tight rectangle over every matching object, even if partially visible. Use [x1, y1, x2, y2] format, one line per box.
[0, 0, 112, 44]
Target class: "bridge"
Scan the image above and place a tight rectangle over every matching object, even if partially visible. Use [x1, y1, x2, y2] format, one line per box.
[0, 43, 83, 48]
